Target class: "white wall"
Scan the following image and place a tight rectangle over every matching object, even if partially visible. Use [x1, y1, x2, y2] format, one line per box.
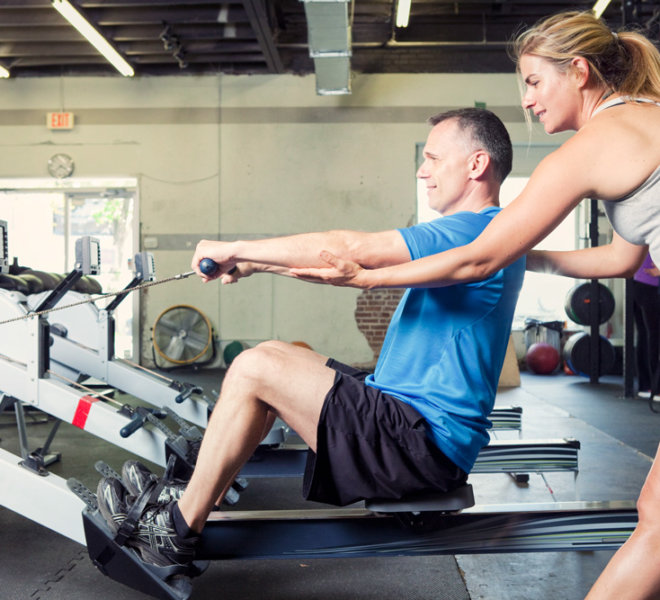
[0, 72, 571, 366]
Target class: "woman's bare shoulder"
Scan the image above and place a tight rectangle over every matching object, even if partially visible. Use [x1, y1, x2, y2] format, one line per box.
[557, 104, 660, 198]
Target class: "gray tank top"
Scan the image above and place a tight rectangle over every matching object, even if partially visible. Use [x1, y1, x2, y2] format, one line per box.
[595, 97, 660, 265]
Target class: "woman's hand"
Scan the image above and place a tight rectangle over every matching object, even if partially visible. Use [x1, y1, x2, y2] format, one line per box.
[290, 251, 368, 288]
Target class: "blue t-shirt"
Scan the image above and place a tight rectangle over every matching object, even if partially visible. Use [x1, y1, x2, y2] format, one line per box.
[365, 207, 525, 473]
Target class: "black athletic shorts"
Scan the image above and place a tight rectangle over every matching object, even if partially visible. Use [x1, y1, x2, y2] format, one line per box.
[302, 359, 467, 506]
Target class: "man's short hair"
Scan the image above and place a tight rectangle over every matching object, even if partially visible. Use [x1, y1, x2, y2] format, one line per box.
[428, 108, 513, 183]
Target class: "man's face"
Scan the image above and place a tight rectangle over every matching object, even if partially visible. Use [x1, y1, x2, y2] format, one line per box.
[416, 119, 474, 216]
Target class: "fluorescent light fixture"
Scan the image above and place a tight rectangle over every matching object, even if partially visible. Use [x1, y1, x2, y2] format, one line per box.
[51, 0, 134, 76]
[396, 0, 412, 28]
[592, 0, 613, 18]
[0, 66, 9, 78]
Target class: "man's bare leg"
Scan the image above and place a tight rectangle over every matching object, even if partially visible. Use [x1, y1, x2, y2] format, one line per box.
[212, 409, 277, 507]
[585, 443, 660, 600]
[177, 340, 336, 533]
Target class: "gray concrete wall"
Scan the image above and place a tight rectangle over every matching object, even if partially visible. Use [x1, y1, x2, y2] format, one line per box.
[0, 72, 575, 366]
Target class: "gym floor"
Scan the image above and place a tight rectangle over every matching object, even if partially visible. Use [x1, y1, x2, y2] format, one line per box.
[1, 369, 657, 600]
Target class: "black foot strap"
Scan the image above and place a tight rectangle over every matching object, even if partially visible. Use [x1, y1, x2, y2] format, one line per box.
[113, 477, 163, 546]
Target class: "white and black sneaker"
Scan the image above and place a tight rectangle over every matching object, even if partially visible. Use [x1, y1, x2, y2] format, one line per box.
[128, 499, 198, 568]
[122, 460, 186, 504]
[121, 459, 242, 507]
[97, 475, 129, 534]
[96, 477, 198, 569]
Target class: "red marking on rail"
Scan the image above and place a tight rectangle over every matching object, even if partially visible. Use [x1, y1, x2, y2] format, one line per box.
[72, 395, 99, 429]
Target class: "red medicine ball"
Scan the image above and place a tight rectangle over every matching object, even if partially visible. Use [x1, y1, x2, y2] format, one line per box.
[526, 342, 560, 375]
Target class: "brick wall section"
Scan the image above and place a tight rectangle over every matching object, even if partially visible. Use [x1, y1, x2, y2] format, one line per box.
[355, 288, 405, 364]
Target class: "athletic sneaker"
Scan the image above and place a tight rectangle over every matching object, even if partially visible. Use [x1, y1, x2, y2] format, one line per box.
[97, 475, 129, 534]
[128, 500, 198, 567]
[121, 459, 241, 507]
[96, 477, 198, 568]
[638, 390, 652, 399]
[122, 460, 186, 504]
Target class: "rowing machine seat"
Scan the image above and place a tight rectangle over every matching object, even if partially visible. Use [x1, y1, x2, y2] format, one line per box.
[365, 483, 474, 514]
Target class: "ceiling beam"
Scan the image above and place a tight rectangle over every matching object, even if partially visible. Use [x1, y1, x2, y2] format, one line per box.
[241, 0, 284, 73]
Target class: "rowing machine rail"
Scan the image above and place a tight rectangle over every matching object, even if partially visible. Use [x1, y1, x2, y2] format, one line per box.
[79, 490, 637, 600]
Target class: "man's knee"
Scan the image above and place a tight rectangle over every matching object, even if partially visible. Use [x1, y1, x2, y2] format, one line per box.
[226, 344, 262, 378]
[254, 340, 292, 354]
[225, 342, 285, 386]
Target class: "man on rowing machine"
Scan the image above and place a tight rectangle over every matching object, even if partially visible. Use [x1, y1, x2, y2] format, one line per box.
[97, 108, 526, 569]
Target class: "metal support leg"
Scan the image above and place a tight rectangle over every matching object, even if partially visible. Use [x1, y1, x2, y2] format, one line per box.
[13, 400, 29, 461]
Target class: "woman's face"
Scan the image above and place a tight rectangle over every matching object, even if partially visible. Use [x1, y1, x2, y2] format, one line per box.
[520, 54, 581, 133]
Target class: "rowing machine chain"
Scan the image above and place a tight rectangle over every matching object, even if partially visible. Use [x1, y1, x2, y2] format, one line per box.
[0, 270, 195, 326]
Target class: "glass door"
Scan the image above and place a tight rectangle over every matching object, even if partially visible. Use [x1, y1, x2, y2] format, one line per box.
[0, 180, 137, 358]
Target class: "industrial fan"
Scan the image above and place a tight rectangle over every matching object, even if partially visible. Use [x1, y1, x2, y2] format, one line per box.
[152, 304, 215, 368]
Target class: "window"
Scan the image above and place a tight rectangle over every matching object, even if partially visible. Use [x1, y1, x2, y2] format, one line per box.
[499, 177, 577, 328]
[0, 178, 138, 357]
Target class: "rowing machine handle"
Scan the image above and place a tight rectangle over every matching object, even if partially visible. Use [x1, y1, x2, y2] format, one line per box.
[199, 258, 236, 277]
[199, 258, 219, 276]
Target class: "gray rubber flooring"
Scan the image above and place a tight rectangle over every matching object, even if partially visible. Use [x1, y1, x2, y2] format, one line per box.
[1, 370, 657, 600]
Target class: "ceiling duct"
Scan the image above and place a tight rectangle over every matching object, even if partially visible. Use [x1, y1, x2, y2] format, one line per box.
[300, 0, 352, 95]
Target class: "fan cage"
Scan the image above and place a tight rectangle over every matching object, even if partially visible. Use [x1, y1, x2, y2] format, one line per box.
[152, 304, 214, 368]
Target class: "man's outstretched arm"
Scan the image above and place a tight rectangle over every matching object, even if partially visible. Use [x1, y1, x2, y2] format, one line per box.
[191, 230, 410, 282]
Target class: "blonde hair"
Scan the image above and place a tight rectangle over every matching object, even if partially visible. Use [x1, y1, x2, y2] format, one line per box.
[512, 11, 660, 101]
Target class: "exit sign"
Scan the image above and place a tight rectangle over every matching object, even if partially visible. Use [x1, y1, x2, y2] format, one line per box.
[47, 112, 75, 130]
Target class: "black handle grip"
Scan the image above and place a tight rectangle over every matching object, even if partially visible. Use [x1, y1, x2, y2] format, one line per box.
[120, 414, 144, 438]
[175, 387, 194, 404]
[199, 258, 219, 276]
[200, 258, 237, 277]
